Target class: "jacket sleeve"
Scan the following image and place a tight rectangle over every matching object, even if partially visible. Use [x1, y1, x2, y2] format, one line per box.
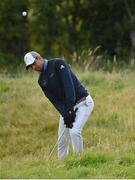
[55, 60, 76, 110]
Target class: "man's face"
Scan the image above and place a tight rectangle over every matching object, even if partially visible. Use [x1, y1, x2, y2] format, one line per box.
[30, 56, 43, 72]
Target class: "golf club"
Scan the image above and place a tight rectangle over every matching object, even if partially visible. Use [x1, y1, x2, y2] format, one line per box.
[48, 128, 65, 160]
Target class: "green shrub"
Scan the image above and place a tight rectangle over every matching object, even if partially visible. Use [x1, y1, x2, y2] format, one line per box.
[0, 52, 21, 73]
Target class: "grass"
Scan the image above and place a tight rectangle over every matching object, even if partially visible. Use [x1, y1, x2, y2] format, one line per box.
[0, 70, 135, 178]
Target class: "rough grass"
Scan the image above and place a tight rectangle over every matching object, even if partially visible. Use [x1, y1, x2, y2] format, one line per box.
[0, 70, 135, 178]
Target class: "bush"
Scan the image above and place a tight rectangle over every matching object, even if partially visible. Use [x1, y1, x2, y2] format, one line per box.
[0, 52, 20, 65]
[0, 52, 21, 73]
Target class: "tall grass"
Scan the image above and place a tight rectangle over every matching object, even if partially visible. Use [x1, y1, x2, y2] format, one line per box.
[0, 70, 135, 178]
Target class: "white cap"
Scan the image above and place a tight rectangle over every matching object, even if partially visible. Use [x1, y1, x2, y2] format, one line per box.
[24, 51, 40, 70]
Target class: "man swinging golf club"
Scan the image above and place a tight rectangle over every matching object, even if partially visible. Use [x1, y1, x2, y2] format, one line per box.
[24, 51, 94, 159]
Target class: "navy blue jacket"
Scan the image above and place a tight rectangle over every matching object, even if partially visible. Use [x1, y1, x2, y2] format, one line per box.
[38, 58, 88, 117]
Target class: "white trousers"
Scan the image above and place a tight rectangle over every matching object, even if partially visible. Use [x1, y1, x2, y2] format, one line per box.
[58, 95, 94, 159]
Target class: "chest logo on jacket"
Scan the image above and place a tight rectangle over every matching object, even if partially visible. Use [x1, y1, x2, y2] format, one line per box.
[50, 73, 54, 78]
[42, 80, 47, 86]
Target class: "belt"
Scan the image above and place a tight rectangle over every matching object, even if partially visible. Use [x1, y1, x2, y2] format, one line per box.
[76, 97, 86, 104]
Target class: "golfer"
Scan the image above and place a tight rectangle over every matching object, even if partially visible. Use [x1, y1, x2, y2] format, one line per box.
[24, 51, 94, 159]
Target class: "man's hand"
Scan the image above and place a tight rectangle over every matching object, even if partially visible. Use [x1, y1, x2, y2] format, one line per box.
[64, 108, 78, 128]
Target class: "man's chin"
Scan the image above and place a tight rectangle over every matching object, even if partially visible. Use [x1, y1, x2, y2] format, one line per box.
[35, 68, 42, 72]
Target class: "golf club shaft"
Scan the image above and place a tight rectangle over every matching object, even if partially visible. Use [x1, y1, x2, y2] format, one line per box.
[48, 128, 65, 159]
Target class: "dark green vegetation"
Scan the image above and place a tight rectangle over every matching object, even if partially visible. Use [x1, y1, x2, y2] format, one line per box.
[0, 0, 135, 68]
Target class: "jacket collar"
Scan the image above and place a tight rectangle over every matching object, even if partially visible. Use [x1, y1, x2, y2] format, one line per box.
[42, 59, 48, 72]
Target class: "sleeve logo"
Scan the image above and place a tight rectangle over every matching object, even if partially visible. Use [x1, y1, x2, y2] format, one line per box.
[60, 65, 65, 69]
